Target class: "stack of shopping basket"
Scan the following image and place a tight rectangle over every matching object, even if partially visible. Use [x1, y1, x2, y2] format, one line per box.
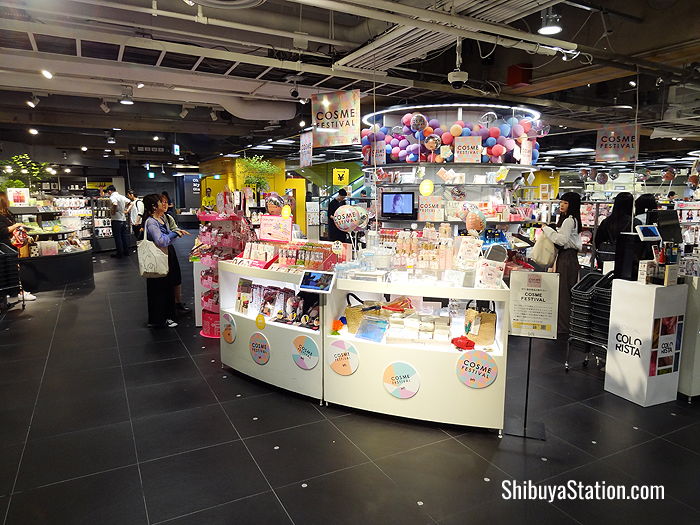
[589, 271, 615, 358]
[0, 243, 21, 313]
[569, 272, 604, 342]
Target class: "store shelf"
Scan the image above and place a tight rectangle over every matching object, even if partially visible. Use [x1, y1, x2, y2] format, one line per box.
[30, 229, 78, 237]
[335, 278, 509, 301]
[218, 261, 302, 285]
[326, 332, 504, 356]
[224, 308, 319, 335]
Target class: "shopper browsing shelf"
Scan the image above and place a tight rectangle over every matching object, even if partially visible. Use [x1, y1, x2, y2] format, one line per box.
[105, 185, 132, 259]
[594, 192, 634, 267]
[143, 194, 184, 328]
[634, 193, 658, 225]
[541, 192, 582, 337]
[159, 194, 191, 313]
[328, 189, 349, 243]
[0, 191, 36, 301]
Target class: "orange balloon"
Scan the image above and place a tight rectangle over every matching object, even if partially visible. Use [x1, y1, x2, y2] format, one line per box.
[435, 155, 444, 163]
[423, 126, 434, 136]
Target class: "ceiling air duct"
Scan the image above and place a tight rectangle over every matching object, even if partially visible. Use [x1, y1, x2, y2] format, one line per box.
[187, 0, 266, 8]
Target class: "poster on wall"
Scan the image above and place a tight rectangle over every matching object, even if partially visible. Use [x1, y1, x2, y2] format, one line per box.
[596, 124, 639, 162]
[311, 90, 361, 148]
[417, 195, 445, 221]
[509, 271, 559, 339]
[300, 131, 313, 168]
[259, 214, 293, 243]
[454, 136, 482, 163]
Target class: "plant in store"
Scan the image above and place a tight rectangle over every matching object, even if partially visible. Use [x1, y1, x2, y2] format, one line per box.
[0, 154, 48, 190]
[241, 155, 275, 193]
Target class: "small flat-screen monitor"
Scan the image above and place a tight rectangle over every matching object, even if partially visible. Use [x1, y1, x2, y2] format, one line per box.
[381, 191, 416, 219]
[299, 270, 336, 294]
[647, 209, 682, 243]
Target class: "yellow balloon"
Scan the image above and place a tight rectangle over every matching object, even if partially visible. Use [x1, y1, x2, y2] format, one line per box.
[419, 179, 434, 196]
[281, 205, 292, 218]
[255, 314, 266, 330]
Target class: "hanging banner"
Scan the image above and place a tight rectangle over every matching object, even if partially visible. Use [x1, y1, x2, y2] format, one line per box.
[520, 140, 533, 166]
[454, 136, 482, 163]
[509, 271, 559, 339]
[332, 168, 350, 186]
[311, 90, 361, 148]
[370, 141, 386, 165]
[299, 131, 313, 168]
[596, 124, 639, 162]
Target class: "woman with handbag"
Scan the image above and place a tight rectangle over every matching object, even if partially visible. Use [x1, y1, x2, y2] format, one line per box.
[142, 193, 184, 328]
[0, 191, 36, 301]
[159, 194, 191, 312]
[541, 192, 582, 338]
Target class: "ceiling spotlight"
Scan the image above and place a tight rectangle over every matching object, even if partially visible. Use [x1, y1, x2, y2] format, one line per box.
[290, 87, 299, 99]
[119, 86, 134, 105]
[210, 109, 218, 121]
[538, 7, 562, 35]
[28, 128, 38, 135]
[299, 98, 309, 105]
[181, 0, 195, 5]
[112, 127, 122, 131]
[153, 135, 159, 141]
[62, 150, 68, 160]
[64, 168, 71, 173]
[629, 80, 637, 87]
[179, 106, 189, 119]
[100, 100, 111, 113]
[136, 82, 145, 89]
[26, 95, 40, 108]
[104, 149, 112, 152]
[40, 69, 53, 79]
[107, 134, 116, 144]
[299, 120, 306, 127]
[81, 146, 88, 151]
[103, 154, 109, 158]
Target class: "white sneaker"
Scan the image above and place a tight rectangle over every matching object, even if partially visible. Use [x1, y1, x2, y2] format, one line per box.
[166, 319, 178, 328]
[18, 292, 36, 301]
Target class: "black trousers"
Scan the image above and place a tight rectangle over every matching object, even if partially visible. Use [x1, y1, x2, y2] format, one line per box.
[556, 248, 580, 336]
[111, 219, 129, 256]
[146, 246, 179, 325]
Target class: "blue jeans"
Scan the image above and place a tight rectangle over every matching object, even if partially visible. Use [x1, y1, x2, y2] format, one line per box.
[111, 219, 129, 257]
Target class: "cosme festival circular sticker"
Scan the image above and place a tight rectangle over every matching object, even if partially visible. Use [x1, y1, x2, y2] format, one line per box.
[326, 340, 359, 376]
[383, 362, 420, 399]
[456, 350, 498, 389]
[292, 335, 319, 370]
[249, 332, 270, 365]
[221, 313, 236, 344]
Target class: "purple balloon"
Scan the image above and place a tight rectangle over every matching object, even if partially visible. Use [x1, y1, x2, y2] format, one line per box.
[464, 123, 473, 131]
[390, 138, 399, 147]
[428, 119, 440, 129]
[496, 136, 507, 146]
[512, 124, 524, 137]
[434, 127, 444, 136]
[398, 150, 408, 160]
[490, 155, 502, 163]
[504, 138, 516, 151]
[478, 128, 490, 139]
[408, 144, 420, 153]
[367, 133, 376, 142]
[402, 125, 411, 134]
[375, 131, 385, 142]
[399, 139, 409, 149]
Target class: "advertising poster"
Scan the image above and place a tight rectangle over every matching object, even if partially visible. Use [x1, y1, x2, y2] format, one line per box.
[509, 271, 559, 339]
[311, 90, 361, 148]
[417, 195, 445, 221]
[454, 136, 482, 163]
[327, 340, 359, 375]
[520, 140, 533, 166]
[596, 124, 639, 162]
[332, 168, 350, 186]
[258, 214, 292, 243]
[383, 362, 420, 399]
[299, 131, 313, 168]
[292, 335, 319, 370]
[456, 351, 498, 389]
[6, 187, 30, 205]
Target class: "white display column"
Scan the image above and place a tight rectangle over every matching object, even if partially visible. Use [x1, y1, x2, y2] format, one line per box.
[679, 277, 700, 399]
[604, 280, 688, 407]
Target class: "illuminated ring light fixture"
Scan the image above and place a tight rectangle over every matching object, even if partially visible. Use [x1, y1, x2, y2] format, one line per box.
[687, 150, 700, 157]
[362, 103, 541, 126]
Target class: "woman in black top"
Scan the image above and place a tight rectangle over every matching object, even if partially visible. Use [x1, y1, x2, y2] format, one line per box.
[0, 191, 36, 301]
[594, 192, 633, 268]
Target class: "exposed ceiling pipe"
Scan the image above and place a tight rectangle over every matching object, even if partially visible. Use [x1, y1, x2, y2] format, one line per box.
[191, 0, 266, 7]
[64, 0, 357, 47]
[285, 0, 560, 57]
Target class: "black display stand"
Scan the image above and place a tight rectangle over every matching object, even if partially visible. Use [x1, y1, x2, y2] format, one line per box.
[504, 337, 546, 440]
[19, 249, 94, 291]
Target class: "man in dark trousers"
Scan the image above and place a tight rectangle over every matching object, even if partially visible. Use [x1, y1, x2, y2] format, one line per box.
[327, 189, 349, 242]
[105, 185, 132, 258]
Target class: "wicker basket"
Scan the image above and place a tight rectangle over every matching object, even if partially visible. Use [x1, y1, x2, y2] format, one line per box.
[344, 293, 381, 334]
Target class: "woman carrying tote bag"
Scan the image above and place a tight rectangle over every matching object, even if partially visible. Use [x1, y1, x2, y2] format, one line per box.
[141, 194, 184, 328]
[541, 192, 583, 338]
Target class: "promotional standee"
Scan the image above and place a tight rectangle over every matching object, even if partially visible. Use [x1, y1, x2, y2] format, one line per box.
[605, 280, 688, 407]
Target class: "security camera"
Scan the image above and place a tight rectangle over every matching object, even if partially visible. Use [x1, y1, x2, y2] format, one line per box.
[448, 69, 468, 89]
[290, 88, 299, 98]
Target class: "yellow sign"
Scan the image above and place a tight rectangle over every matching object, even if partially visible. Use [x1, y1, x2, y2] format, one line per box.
[419, 179, 434, 196]
[255, 314, 266, 330]
[281, 205, 292, 218]
[333, 168, 350, 186]
[331, 240, 343, 255]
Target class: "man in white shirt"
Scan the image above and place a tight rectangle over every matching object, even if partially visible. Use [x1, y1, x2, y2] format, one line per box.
[127, 189, 144, 239]
[105, 185, 132, 258]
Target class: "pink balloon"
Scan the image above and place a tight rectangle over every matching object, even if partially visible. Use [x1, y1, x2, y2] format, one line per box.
[402, 113, 413, 126]
[441, 132, 454, 145]
[361, 129, 370, 138]
[512, 124, 524, 137]
[504, 138, 516, 151]
[391, 146, 400, 155]
[390, 138, 399, 147]
[519, 119, 532, 133]
[455, 120, 465, 127]
[490, 155, 502, 163]
[492, 144, 506, 156]
[496, 136, 507, 146]
[489, 127, 501, 138]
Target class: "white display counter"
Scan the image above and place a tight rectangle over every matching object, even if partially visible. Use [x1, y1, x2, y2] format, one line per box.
[218, 262, 509, 430]
[679, 277, 700, 400]
[604, 280, 688, 407]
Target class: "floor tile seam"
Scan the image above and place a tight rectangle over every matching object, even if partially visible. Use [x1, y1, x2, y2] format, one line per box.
[537, 502, 585, 525]
[149, 489, 276, 525]
[443, 433, 515, 480]
[573, 401, 666, 437]
[237, 415, 338, 441]
[172, 327, 296, 525]
[11, 462, 139, 495]
[138, 438, 241, 465]
[2, 284, 66, 525]
[9, 418, 134, 447]
[123, 372, 209, 392]
[527, 375, 602, 403]
[107, 294, 151, 525]
[657, 434, 700, 457]
[129, 401, 224, 425]
[119, 354, 193, 367]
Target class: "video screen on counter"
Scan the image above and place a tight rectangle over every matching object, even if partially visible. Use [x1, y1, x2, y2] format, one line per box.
[382, 192, 414, 216]
[299, 271, 336, 294]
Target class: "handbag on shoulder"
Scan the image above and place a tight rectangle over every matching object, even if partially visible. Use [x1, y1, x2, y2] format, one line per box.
[138, 222, 169, 278]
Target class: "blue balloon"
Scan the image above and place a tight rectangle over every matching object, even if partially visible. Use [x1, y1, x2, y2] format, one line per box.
[507, 117, 519, 127]
[482, 155, 490, 163]
[408, 153, 419, 162]
[534, 142, 540, 150]
[499, 124, 511, 137]
[380, 126, 390, 135]
[461, 128, 471, 137]
[485, 137, 497, 147]
[415, 131, 425, 141]
[385, 144, 392, 154]
[531, 149, 540, 163]
[361, 137, 370, 146]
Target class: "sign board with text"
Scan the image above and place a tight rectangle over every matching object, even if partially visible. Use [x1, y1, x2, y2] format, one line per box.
[332, 168, 350, 186]
[454, 136, 482, 163]
[596, 124, 639, 162]
[509, 271, 559, 339]
[258, 214, 293, 243]
[311, 90, 361, 148]
[299, 131, 313, 168]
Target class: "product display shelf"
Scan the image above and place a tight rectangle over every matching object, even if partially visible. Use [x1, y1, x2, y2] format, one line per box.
[324, 280, 509, 430]
[218, 263, 323, 400]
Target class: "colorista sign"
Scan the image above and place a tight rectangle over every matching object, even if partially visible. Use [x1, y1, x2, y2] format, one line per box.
[615, 332, 642, 358]
[311, 90, 361, 148]
[595, 125, 639, 162]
